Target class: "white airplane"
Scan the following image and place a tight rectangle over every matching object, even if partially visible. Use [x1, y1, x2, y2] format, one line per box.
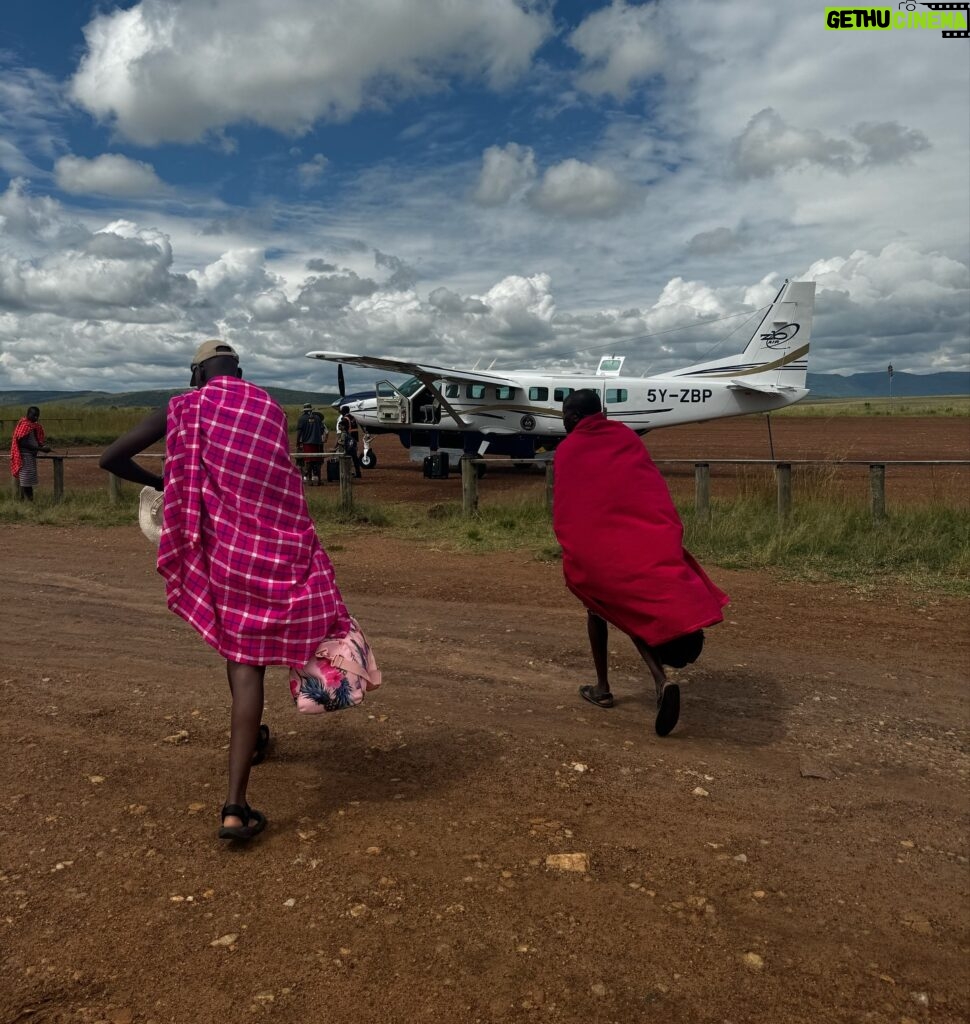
[307, 278, 815, 469]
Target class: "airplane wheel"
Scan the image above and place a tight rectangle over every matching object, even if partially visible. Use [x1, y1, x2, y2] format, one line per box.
[361, 450, 378, 469]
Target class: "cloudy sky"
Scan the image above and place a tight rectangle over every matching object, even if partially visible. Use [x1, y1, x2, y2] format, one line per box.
[0, 0, 967, 393]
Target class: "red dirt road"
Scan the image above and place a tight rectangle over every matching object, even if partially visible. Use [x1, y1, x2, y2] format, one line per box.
[2, 526, 968, 1023]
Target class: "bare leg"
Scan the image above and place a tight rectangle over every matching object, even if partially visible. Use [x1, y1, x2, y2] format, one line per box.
[631, 637, 667, 701]
[224, 661, 266, 827]
[19, 486, 33, 501]
[586, 611, 611, 698]
[632, 637, 680, 737]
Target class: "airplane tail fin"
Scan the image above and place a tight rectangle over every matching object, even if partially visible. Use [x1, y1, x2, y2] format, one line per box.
[662, 279, 815, 393]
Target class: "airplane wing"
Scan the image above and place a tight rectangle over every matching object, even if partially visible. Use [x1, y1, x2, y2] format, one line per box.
[306, 351, 520, 389]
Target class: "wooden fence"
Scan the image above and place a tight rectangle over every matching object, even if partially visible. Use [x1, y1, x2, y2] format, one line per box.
[4, 453, 969, 523]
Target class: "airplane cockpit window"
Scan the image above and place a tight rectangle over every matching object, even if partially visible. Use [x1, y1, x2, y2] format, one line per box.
[398, 376, 424, 397]
[466, 384, 486, 399]
[495, 386, 516, 400]
[444, 384, 460, 399]
[529, 387, 548, 401]
[554, 387, 574, 402]
[606, 388, 628, 403]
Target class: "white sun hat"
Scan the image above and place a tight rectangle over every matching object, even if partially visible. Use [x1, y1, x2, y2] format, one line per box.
[138, 486, 164, 545]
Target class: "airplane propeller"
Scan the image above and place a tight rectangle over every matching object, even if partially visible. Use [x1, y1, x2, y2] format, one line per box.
[337, 363, 345, 398]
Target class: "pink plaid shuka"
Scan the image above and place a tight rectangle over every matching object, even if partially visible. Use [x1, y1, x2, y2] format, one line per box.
[157, 376, 350, 666]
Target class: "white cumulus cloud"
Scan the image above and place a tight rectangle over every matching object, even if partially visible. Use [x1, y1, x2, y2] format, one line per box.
[69, 0, 551, 145]
[569, 0, 666, 100]
[473, 143, 537, 206]
[54, 154, 170, 197]
[530, 159, 637, 219]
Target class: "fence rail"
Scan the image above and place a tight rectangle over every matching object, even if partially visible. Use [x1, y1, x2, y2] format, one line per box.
[4, 453, 969, 523]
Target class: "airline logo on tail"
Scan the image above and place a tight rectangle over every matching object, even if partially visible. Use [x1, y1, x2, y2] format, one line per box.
[761, 323, 801, 349]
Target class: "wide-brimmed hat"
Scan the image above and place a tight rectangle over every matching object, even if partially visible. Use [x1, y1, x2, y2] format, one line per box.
[138, 486, 164, 545]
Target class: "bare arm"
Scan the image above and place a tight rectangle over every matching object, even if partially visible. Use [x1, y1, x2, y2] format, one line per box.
[99, 407, 167, 490]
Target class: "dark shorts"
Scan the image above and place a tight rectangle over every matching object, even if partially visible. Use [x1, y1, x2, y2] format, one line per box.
[654, 630, 705, 668]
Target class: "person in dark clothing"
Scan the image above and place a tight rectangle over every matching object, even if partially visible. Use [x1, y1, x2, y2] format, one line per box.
[296, 403, 326, 483]
[336, 406, 363, 478]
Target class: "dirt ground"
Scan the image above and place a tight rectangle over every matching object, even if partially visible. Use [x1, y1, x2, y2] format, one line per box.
[36, 415, 970, 508]
[2, 524, 968, 1024]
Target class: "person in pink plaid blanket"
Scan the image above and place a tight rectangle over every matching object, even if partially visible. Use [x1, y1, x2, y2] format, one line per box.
[100, 340, 351, 842]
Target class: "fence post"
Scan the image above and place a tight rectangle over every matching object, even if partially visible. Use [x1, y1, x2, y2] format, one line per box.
[694, 462, 711, 523]
[108, 472, 120, 504]
[775, 462, 792, 521]
[461, 457, 479, 517]
[545, 461, 554, 513]
[52, 457, 65, 504]
[339, 454, 353, 513]
[869, 463, 886, 521]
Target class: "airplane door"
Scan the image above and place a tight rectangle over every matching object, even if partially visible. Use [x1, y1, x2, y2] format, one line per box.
[375, 380, 410, 425]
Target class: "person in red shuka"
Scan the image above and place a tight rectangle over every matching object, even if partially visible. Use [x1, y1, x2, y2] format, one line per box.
[100, 340, 350, 842]
[552, 389, 729, 736]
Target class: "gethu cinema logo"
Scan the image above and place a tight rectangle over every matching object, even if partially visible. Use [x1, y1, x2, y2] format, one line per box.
[825, 3, 969, 33]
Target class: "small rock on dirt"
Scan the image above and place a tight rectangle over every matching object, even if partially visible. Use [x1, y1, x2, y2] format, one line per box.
[799, 761, 835, 780]
[210, 933, 237, 947]
[743, 952, 765, 970]
[545, 853, 589, 873]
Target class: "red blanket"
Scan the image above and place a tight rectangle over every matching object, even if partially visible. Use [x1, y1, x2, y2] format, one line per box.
[553, 413, 728, 646]
[9, 418, 45, 478]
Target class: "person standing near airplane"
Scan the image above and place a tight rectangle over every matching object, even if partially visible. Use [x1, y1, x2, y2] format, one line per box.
[296, 402, 326, 484]
[336, 405, 363, 478]
[552, 389, 729, 736]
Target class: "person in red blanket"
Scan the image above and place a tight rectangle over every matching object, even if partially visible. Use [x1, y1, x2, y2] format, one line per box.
[552, 389, 729, 736]
[10, 406, 51, 501]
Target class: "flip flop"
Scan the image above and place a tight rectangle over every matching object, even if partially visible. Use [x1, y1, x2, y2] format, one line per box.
[251, 724, 270, 766]
[579, 684, 614, 709]
[655, 683, 680, 737]
[218, 803, 268, 842]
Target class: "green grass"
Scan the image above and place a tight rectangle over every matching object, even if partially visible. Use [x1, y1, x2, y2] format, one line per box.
[682, 500, 970, 595]
[775, 395, 970, 417]
[3, 487, 967, 596]
[0, 402, 339, 447]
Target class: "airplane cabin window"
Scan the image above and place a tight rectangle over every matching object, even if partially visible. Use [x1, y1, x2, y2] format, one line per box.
[495, 386, 516, 400]
[606, 388, 628, 403]
[529, 387, 548, 401]
[466, 384, 486, 399]
[445, 384, 460, 399]
[554, 387, 574, 402]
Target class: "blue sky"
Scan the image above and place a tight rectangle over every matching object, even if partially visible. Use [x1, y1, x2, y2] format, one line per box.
[0, 0, 968, 393]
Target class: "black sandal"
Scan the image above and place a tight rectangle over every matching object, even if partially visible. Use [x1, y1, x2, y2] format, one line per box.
[218, 803, 267, 842]
[655, 683, 680, 737]
[251, 724, 270, 766]
[579, 684, 614, 709]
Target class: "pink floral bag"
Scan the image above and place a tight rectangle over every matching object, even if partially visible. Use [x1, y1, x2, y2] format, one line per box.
[288, 618, 382, 714]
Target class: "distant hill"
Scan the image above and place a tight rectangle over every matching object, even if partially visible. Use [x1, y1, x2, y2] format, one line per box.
[0, 371, 966, 409]
[806, 371, 969, 398]
[0, 386, 341, 409]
